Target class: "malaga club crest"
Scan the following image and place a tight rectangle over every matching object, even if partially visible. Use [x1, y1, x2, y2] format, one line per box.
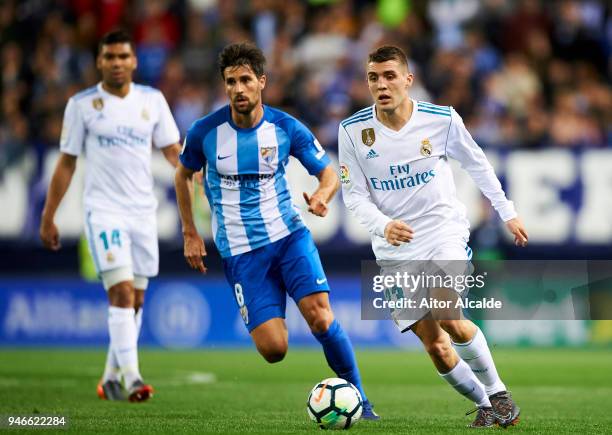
[361, 128, 375, 147]
[420, 138, 432, 156]
[260, 146, 276, 164]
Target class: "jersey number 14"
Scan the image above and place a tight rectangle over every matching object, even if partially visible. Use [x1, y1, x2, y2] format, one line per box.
[99, 229, 121, 250]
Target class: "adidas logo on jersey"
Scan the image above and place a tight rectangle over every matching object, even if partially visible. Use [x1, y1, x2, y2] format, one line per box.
[366, 149, 379, 159]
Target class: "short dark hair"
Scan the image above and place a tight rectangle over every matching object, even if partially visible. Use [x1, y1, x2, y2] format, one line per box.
[218, 42, 266, 79]
[368, 45, 409, 68]
[98, 30, 133, 54]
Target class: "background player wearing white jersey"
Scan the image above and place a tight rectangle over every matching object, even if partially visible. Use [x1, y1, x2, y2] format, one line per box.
[339, 46, 529, 428]
[40, 30, 181, 402]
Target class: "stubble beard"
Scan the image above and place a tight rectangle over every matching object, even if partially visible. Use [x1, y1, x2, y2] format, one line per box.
[232, 98, 257, 115]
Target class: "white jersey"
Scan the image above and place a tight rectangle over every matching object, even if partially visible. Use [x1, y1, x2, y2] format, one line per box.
[60, 82, 180, 215]
[339, 100, 516, 260]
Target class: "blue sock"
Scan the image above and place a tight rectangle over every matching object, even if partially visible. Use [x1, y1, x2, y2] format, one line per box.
[313, 319, 368, 402]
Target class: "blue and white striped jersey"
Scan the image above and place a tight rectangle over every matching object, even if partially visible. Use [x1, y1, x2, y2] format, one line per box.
[180, 105, 330, 258]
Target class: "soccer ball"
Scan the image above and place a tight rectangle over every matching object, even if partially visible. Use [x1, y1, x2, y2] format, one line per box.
[306, 377, 362, 430]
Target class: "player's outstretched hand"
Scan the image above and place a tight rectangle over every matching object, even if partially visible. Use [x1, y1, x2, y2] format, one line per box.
[40, 220, 61, 251]
[303, 192, 328, 217]
[506, 217, 528, 247]
[183, 232, 207, 273]
[384, 220, 414, 246]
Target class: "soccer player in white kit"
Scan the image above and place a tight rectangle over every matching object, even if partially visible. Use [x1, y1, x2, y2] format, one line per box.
[40, 30, 181, 402]
[339, 46, 529, 428]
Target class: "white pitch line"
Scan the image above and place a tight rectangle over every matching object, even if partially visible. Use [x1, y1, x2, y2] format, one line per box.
[154, 372, 217, 387]
[0, 376, 79, 387]
[0, 371, 217, 389]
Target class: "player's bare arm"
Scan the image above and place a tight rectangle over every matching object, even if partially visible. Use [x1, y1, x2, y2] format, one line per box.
[174, 162, 206, 273]
[505, 217, 528, 247]
[303, 166, 340, 217]
[165, 142, 196, 211]
[383, 220, 414, 246]
[161, 143, 182, 167]
[40, 152, 78, 251]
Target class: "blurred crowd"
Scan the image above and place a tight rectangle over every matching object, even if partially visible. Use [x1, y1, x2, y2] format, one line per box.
[0, 0, 610, 176]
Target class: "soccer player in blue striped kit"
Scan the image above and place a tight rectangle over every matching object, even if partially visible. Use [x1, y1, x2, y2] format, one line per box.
[174, 42, 378, 419]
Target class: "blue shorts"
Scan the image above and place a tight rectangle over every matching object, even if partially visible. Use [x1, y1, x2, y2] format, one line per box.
[222, 227, 330, 332]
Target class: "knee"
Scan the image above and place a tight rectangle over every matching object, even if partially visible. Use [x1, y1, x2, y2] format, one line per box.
[438, 320, 475, 343]
[424, 339, 453, 361]
[302, 304, 334, 335]
[258, 339, 288, 364]
[308, 313, 334, 335]
[108, 281, 135, 308]
[263, 349, 286, 364]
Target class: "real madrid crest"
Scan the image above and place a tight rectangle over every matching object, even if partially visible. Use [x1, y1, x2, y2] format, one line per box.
[106, 252, 115, 263]
[92, 97, 104, 111]
[141, 108, 150, 121]
[361, 128, 375, 147]
[420, 138, 432, 157]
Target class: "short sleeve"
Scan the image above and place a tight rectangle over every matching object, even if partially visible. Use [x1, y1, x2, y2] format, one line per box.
[289, 119, 331, 176]
[59, 98, 85, 156]
[153, 92, 180, 148]
[179, 122, 206, 171]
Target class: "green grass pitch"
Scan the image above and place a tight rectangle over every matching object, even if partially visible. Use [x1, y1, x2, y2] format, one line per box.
[0, 348, 610, 433]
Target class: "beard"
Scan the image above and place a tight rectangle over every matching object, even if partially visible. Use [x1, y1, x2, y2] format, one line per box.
[232, 97, 257, 115]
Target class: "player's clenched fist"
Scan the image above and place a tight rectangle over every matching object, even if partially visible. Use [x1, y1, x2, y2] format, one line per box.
[384, 220, 414, 246]
[40, 220, 61, 250]
[183, 232, 207, 273]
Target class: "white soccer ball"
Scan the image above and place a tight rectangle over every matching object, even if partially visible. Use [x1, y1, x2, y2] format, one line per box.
[306, 377, 362, 430]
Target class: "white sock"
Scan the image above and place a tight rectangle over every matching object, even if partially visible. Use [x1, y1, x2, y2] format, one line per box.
[102, 346, 121, 382]
[440, 359, 491, 408]
[108, 306, 141, 388]
[453, 328, 506, 396]
[135, 308, 143, 339]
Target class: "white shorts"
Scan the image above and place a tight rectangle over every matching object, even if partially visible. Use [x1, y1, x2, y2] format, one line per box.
[380, 239, 472, 332]
[84, 210, 159, 279]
